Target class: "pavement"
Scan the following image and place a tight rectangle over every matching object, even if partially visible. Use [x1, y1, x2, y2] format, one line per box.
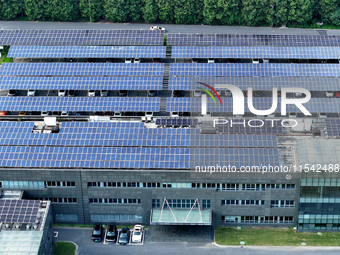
[1, 21, 340, 35]
[54, 227, 340, 255]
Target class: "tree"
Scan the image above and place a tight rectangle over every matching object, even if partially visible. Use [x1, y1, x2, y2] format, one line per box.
[143, 0, 159, 23]
[24, 0, 49, 20]
[129, 0, 145, 22]
[173, 0, 203, 24]
[104, 0, 130, 22]
[79, 0, 103, 22]
[274, 0, 289, 26]
[157, 0, 175, 23]
[319, 0, 339, 22]
[48, 0, 79, 21]
[0, 0, 24, 20]
[203, 0, 241, 25]
[330, 8, 340, 25]
[242, 0, 272, 26]
[288, 0, 314, 25]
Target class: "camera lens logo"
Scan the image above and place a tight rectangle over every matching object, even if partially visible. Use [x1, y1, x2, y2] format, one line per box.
[198, 82, 312, 116]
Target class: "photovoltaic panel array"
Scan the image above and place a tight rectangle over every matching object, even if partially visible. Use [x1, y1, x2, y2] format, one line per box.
[0, 29, 165, 46]
[168, 77, 340, 91]
[8, 46, 166, 58]
[0, 63, 164, 76]
[172, 46, 340, 59]
[167, 34, 340, 46]
[0, 77, 163, 90]
[325, 119, 340, 136]
[0, 200, 40, 223]
[0, 121, 279, 169]
[169, 63, 340, 77]
[0, 97, 160, 112]
[167, 98, 340, 113]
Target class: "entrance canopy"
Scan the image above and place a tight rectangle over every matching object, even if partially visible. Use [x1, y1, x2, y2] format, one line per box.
[150, 209, 211, 225]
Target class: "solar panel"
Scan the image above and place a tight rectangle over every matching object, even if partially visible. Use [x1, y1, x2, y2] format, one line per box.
[0, 29, 165, 46]
[8, 46, 166, 58]
[325, 119, 340, 136]
[168, 77, 340, 91]
[0, 146, 279, 169]
[167, 34, 340, 46]
[0, 76, 163, 90]
[0, 97, 160, 112]
[0, 63, 164, 76]
[171, 46, 340, 59]
[169, 63, 340, 77]
[166, 97, 340, 113]
[0, 200, 40, 223]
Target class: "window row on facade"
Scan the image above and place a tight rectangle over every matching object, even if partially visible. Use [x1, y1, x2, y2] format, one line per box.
[87, 181, 295, 190]
[221, 216, 294, 223]
[89, 198, 142, 204]
[152, 199, 211, 209]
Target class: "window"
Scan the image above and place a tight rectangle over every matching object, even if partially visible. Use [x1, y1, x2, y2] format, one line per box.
[45, 181, 75, 187]
[222, 216, 293, 224]
[203, 199, 210, 209]
[35, 197, 76, 203]
[89, 198, 141, 204]
[222, 200, 264, 205]
[55, 214, 78, 222]
[271, 200, 295, 208]
[90, 214, 142, 223]
[0, 181, 45, 189]
[152, 199, 160, 208]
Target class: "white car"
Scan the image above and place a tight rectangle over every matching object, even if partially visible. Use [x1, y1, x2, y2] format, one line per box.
[27, 89, 36, 96]
[58, 90, 66, 97]
[194, 89, 201, 97]
[114, 111, 122, 117]
[149, 26, 165, 31]
[125, 58, 133, 63]
[326, 91, 334, 98]
[132, 225, 143, 243]
[145, 112, 153, 117]
[61, 111, 69, 116]
[134, 58, 141, 64]
[88, 90, 95, 97]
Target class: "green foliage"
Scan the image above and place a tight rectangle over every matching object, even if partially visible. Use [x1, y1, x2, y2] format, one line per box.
[157, 0, 175, 23]
[48, 0, 79, 21]
[275, 0, 289, 25]
[79, 0, 103, 22]
[173, 0, 203, 24]
[288, 0, 314, 25]
[319, 0, 339, 22]
[203, 0, 241, 25]
[143, 0, 159, 23]
[129, 0, 145, 21]
[104, 0, 130, 22]
[242, 0, 272, 26]
[53, 242, 76, 255]
[24, 0, 49, 20]
[330, 8, 340, 25]
[0, 0, 24, 20]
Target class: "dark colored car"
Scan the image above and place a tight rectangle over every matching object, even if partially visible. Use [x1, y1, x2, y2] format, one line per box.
[172, 90, 182, 97]
[92, 224, 102, 242]
[7, 90, 17, 97]
[118, 227, 130, 245]
[119, 90, 128, 97]
[105, 224, 117, 243]
[68, 90, 76, 97]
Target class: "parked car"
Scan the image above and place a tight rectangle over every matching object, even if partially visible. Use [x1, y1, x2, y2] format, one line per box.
[134, 58, 141, 64]
[114, 111, 122, 117]
[172, 90, 182, 97]
[41, 111, 51, 116]
[119, 90, 128, 97]
[132, 225, 143, 243]
[105, 224, 117, 243]
[148, 90, 157, 97]
[152, 58, 160, 63]
[61, 111, 69, 116]
[149, 26, 165, 31]
[7, 90, 17, 97]
[171, 112, 179, 117]
[326, 91, 334, 98]
[19, 111, 27, 116]
[88, 90, 95, 97]
[100, 90, 108, 97]
[145, 112, 153, 117]
[58, 90, 66, 97]
[27, 89, 36, 96]
[336, 91, 340, 98]
[0, 111, 7, 115]
[118, 227, 130, 245]
[125, 58, 133, 64]
[194, 89, 201, 97]
[253, 91, 263, 97]
[208, 58, 215, 64]
[68, 90, 77, 97]
[92, 224, 103, 242]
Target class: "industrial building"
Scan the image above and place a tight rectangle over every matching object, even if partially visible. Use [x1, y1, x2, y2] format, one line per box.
[0, 30, 339, 231]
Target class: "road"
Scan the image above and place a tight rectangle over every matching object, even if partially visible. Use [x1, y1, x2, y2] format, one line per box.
[54, 227, 340, 255]
[1, 21, 340, 35]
